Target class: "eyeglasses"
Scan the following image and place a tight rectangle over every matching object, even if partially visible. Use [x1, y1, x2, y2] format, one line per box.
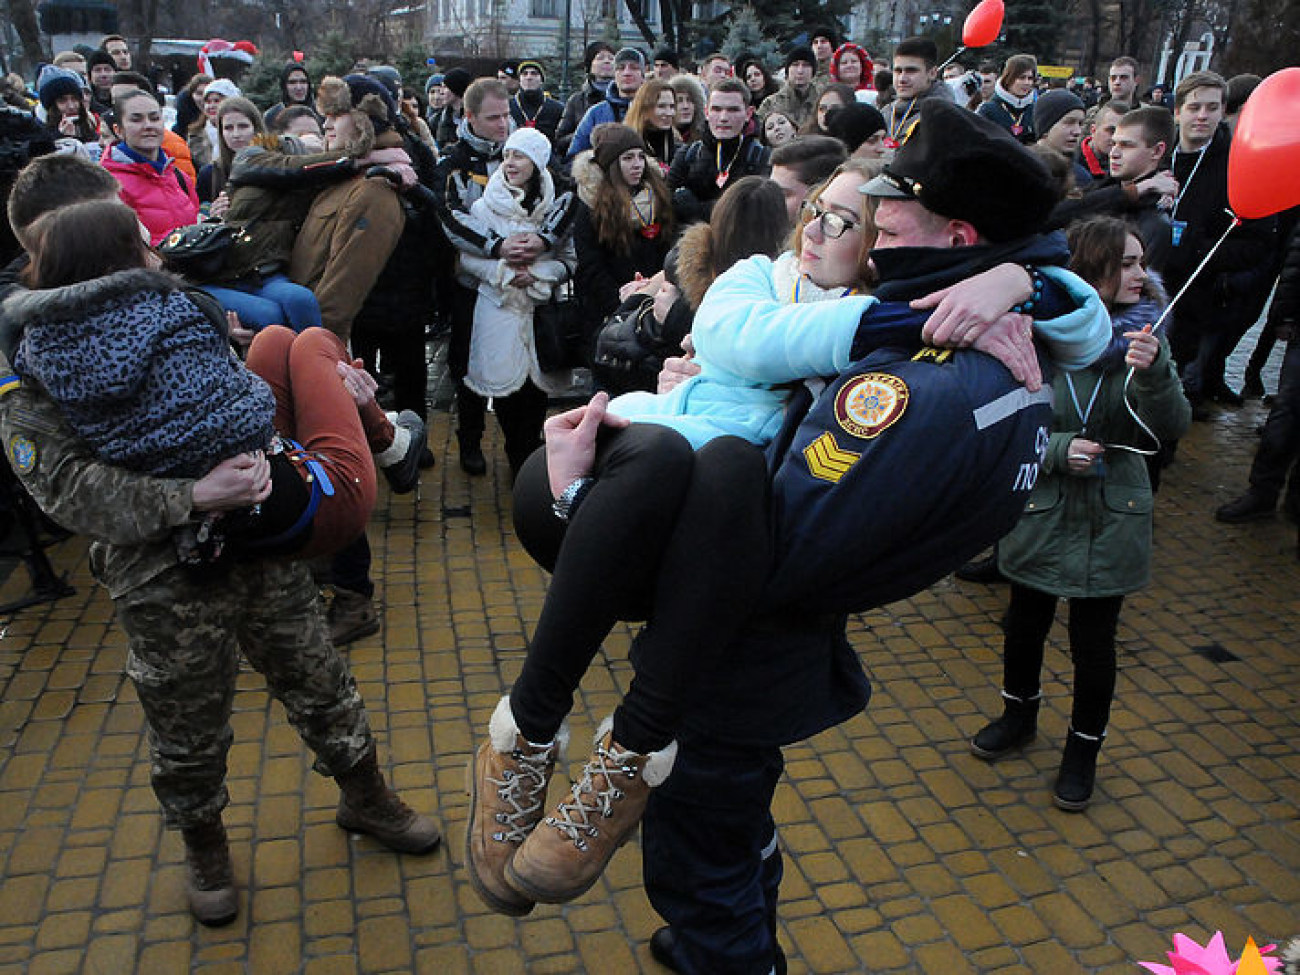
[800, 200, 859, 239]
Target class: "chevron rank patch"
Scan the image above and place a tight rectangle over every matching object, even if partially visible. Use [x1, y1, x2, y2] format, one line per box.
[803, 431, 861, 483]
[835, 373, 909, 440]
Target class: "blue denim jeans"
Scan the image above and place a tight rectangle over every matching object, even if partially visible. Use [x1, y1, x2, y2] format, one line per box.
[202, 273, 322, 332]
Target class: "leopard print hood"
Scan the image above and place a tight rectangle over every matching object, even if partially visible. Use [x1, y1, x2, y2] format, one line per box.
[3, 268, 189, 326]
[8, 266, 276, 479]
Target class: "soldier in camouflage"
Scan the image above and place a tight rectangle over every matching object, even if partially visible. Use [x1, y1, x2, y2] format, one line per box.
[0, 154, 441, 927]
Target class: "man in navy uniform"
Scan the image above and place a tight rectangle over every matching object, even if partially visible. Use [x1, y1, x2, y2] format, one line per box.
[542, 100, 1109, 973]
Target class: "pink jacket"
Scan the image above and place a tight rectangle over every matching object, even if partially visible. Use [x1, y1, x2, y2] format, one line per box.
[102, 144, 200, 245]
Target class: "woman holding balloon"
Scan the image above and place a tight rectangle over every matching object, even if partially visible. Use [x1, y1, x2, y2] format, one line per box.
[970, 216, 1191, 811]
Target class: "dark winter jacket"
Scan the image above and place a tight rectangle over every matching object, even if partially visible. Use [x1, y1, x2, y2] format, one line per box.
[667, 132, 771, 225]
[432, 103, 463, 150]
[555, 78, 608, 158]
[977, 88, 1036, 145]
[510, 89, 564, 144]
[1268, 219, 1300, 334]
[1164, 124, 1276, 329]
[1048, 171, 1174, 272]
[566, 82, 634, 158]
[672, 236, 1086, 748]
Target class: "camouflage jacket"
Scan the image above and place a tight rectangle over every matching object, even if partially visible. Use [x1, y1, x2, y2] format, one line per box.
[0, 351, 195, 598]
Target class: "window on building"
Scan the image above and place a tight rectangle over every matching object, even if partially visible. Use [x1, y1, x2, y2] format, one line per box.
[531, 0, 557, 15]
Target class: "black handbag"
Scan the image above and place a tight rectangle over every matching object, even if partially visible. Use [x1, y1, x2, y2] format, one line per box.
[532, 278, 584, 372]
[158, 221, 242, 283]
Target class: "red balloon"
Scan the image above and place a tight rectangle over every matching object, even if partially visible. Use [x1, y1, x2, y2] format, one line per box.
[962, 0, 1004, 47]
[1229, 67, 1300, 219]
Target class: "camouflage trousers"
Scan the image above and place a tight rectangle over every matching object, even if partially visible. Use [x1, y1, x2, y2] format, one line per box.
[116, 559, 373, 829]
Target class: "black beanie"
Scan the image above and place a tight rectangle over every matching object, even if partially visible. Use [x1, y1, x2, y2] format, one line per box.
[86, 49, 116, 76]
[443, 67, 472, 99]
[585, 41, 615, 71]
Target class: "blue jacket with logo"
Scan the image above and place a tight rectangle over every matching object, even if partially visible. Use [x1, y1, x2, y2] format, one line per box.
[661, 236, 1101, 749]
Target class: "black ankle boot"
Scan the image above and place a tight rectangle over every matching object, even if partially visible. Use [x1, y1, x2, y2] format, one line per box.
[458, 433, 487, 476]
[970, 692, 1039, 760]
[1053, 728, 1103, 812]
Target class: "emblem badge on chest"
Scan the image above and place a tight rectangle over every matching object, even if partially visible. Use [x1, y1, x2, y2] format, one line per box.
[834, 373, 910, 439]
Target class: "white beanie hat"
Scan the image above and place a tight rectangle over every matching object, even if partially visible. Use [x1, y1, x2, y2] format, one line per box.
[504, 126, 552, 173]
[205, 78, 242, 100]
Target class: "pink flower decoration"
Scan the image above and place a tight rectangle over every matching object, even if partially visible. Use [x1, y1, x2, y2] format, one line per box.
[1140, 933, 1281, 975]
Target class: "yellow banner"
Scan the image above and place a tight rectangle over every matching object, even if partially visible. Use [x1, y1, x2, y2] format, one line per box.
[1038, 64, 1075, 79]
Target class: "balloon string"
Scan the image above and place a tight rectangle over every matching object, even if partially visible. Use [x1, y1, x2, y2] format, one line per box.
[937, 47, 968, 72]
[1149, 212, 1242, 336]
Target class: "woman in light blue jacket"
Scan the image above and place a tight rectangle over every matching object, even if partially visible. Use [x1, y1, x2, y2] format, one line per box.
[464, 161, 1112, 916]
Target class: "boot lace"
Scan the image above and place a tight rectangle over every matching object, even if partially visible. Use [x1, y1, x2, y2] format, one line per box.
[185, 831, 233, 889]
[489, 746, 554, 844]
[545, 742, 638, 852]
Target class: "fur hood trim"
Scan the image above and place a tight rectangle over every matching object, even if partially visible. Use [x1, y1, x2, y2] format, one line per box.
[571, 149, 605, 208]
[3, 268, 187, 324]
[672, 222, 717, 312]
[594, 715, 676, 786]
[489, 695, 570, 756]
[315, 76, 380, 157]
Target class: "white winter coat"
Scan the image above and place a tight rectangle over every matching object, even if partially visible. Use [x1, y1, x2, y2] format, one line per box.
[460, 168, 576, 397]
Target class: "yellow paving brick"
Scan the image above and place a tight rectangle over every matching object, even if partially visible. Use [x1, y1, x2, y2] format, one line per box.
[34, 912, 91, 950]
[302, 956, 360, 975]
[849, 929, 909, 970]
[913, 941, 980, 975]
[25, 950, 81, 975]
[0, 873, 48, 924]
[136, 941, 192, 973]
[82, 932, 137, 972]
[249, 921, 302, 975]
[932, 893, 1004, 951]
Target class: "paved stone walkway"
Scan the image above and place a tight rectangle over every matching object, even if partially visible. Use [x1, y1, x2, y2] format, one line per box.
[0, 345, 1297, 974]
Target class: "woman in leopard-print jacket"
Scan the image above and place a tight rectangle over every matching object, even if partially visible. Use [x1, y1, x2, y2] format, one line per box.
[6, 199, 420, 561]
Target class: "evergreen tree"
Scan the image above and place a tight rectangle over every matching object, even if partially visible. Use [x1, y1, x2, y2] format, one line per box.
[722, 7, 779, 67]
[305, 31, 357, 86]
[748, 0, 850, 47]
[1003, 0, 1067, 62]
[395, 45, 434, 91]
[240, 52, 291, 111]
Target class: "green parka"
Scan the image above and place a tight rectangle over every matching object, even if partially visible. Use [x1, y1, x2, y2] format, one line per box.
[998, 328, 1190, 598]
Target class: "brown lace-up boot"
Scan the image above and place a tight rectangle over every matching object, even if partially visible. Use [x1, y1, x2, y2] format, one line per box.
[507, 717, 676, 904]
[335, 746, 442, 853]
[182, 818, 238, 927]
[465, 696, 567, 916]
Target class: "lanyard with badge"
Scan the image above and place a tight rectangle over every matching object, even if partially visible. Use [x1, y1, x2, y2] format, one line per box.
[1169, 144, 1208, 248]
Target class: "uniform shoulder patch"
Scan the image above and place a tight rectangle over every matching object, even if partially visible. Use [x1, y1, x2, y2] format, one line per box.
[835, 373, 909, 440]
[0, 374, 20, 398]
[7, 434, 36, 475]
[803, 431, 861, 483]
[911, 346, 953, 365]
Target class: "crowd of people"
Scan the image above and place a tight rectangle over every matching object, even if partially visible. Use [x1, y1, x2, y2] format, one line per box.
[0, 25, 1297, 975]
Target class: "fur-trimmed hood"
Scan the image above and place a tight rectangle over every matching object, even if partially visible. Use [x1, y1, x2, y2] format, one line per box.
[3, 268, 188, 325]
[671, 222, 717, 312]
[571, 148, 604, 208]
